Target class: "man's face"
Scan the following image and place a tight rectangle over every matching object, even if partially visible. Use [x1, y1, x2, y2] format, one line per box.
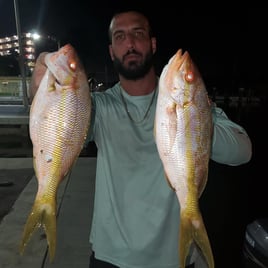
[109, 12, 156, 80]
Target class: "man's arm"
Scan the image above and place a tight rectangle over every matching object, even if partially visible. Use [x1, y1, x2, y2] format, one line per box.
[210, 104, 252, 166]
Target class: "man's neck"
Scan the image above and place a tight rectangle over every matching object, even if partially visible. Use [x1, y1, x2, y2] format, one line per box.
[119, 69, 157, 96]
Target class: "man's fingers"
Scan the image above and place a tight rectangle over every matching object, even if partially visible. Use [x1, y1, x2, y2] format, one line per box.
[29, 52, 49, 103]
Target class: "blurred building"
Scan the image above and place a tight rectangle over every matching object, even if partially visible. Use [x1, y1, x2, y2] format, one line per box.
[0, 32, 58, 76]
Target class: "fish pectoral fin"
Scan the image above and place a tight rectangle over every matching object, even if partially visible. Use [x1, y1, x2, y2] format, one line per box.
[166, 103, 178, 149]
[179, 211, 215, 268]
[20, 198, 57, 262]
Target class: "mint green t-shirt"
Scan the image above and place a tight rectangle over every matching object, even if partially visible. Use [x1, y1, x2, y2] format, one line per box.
[89, 82, 180, 268]
[88, 82, 251, 268]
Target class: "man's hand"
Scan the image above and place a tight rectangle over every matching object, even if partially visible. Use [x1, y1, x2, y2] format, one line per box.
[29, 52, 48, 103]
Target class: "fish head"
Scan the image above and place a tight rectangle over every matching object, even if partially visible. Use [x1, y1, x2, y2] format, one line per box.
[160, 49, 206, 107]
[44, 44, 85, 91]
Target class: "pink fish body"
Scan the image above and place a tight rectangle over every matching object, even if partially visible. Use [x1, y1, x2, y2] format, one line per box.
[20, 44, 91, 261]
[155, 49, 214, 267]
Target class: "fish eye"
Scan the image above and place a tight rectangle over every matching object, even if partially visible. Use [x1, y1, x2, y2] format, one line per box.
[69, 61, 76, 71]
[185, 71, 194, 82]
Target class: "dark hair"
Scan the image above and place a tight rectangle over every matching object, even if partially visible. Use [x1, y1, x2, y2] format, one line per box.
[108, 9, 154, 43]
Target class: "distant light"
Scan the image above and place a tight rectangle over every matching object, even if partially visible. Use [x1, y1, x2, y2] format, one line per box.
[32, 33, 41, 40]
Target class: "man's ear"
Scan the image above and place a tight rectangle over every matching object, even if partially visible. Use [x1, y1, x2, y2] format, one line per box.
[151, 37, 157, 54]
[109, 44, 115, 60]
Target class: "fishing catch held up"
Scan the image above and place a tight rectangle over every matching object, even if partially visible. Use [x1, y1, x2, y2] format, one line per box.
[154, 48, 214, 268]
[19, 44, 91, 261]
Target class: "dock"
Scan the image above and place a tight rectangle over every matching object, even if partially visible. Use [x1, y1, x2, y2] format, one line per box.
[0, 157, 96, 268]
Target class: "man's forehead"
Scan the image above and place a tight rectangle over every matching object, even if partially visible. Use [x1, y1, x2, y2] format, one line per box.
[111, 12, 149, 32]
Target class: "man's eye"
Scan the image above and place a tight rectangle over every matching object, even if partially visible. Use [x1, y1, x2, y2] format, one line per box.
[134, 31, 144, 38]
[115, 34, 125, 41]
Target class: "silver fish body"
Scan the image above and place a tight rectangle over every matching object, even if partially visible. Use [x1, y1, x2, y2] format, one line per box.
[154, 49, 214, 267]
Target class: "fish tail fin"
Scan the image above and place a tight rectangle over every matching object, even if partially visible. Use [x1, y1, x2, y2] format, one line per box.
[179, 215, 194, 268]
[19, 197, 57, 262]
[179, 212, 214, 268]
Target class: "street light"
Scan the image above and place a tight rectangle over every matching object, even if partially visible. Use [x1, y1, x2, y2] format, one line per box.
[32, 32, 60, 50]
[13, 0, 29, 109]
[32, 32, 41, 41]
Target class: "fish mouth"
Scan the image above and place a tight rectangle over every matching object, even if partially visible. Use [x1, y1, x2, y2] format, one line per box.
[163, 49, 190, 92]
[169, 49, 189, 70]
[45, 45, 79, 89]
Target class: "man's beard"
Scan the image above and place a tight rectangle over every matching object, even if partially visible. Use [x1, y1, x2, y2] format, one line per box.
[113, 51, 154, 80]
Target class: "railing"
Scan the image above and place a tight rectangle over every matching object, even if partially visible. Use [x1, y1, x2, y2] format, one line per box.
[0, 77, 263, 126]
[0, 76, 30, 125]
[0, 76, 31, 104]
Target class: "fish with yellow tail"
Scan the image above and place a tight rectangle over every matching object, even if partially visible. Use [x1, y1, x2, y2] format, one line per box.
[154, 49, 214, 268]
[19, 44, 91, 261]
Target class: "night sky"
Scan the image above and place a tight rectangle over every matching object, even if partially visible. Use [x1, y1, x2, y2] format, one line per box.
[0, 1, 267, 93]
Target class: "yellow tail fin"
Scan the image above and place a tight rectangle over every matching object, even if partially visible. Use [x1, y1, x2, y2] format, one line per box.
[179, 211, 214, 268]
[19, 197, 57, 262]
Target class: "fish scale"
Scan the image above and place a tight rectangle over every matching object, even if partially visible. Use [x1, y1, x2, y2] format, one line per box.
[19, 44, 91, 262]
[155, 48, 214, 268]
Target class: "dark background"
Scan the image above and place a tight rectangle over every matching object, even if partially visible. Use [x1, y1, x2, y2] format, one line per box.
[0, 2, 267, 96]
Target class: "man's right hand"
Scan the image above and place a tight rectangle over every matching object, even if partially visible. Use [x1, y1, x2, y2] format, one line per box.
[29, 52, 48, 103]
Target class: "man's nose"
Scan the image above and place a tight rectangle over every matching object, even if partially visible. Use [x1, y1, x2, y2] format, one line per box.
[125, 33, 135, 48]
